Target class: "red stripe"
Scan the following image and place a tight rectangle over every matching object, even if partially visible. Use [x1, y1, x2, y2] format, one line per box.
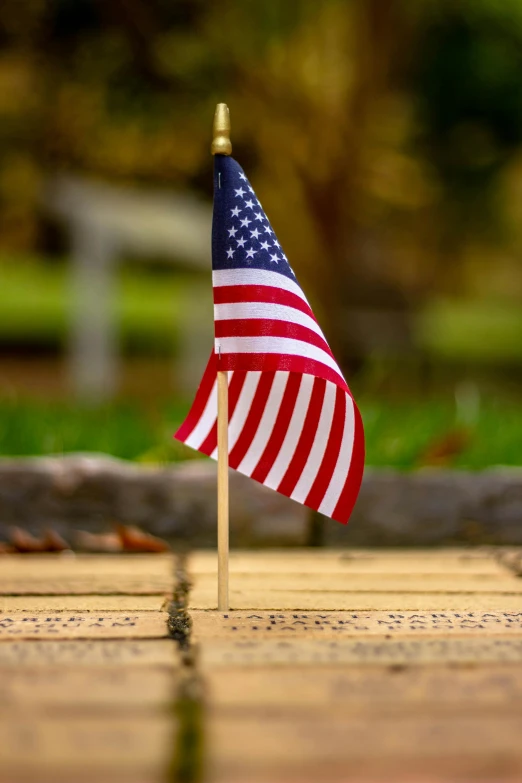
[229, 373, 275, 468]
[174, 353, 216, 442]
[198, 371, 246, 456]
[215, 319, 334, 359]
[213, 285, 316, 322]
[304, 386, 346, 510]
[217, 353, 348, 393]
[277, 377, 326, 497]
[331, 401, 365, 524]
[250, 373, 301, 483]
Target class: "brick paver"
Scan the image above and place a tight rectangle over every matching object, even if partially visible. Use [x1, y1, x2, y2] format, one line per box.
[1, 547, 521, 782]
[188, 548, 522, 782]
[0, 554, 177, 783]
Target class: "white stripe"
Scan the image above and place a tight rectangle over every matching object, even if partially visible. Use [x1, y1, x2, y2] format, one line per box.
[215, 302, 326, 342]
[213, 267, 309, 304]
[184, 379, 218, 450]
[210, 371, 261, 459]
[290, 381, 337, 504]
[318, 395, 355, 516]
[264, 375, 314, 490]
[237, 372, 289, 477]
[215, 335, 344, 382]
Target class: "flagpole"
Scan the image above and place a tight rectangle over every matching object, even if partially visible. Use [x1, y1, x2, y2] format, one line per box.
[212, 103, 232, 612]
[216, 369, 229, 611]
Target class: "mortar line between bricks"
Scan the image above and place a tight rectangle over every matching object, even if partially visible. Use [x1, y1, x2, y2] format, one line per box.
[166, 552, 205, 783]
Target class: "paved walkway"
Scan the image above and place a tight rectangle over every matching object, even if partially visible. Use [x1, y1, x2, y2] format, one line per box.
[1, 548, 521, 781]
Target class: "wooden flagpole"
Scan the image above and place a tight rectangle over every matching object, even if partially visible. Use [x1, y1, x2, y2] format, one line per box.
[216, 370, 229, 611]
[212, 103, 232, 612]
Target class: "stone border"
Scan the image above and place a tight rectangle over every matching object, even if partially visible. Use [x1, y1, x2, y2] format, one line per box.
[0, 456, 521, 546]
[331, 468, 522, 547]
[0, 456, 306, 547]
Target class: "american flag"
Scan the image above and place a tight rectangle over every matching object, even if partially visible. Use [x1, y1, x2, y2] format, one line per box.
[175, 155, 364, 524]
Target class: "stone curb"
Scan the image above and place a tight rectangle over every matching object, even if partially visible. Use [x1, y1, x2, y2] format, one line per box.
[332, 467, 522, 546]
[0, 456, 521, 546]
[0, 455, 306, 547]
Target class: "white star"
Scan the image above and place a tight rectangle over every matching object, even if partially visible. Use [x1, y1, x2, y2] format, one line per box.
[269, 253, 279, 264]
[228, 227, 237, 238]
[244, 199, 255, 209]
[254, 212, 263, 221]
[239, 172, 247, 181]
[250, 228, 260, 239]
[245, 247, 256, 260]
[226, 248, 234, 259]
[264, 225, 273, 234]
[273, 239, 280, 248]
[236, 236, 247, 248]
[231, 206, 241, 217]
[240, 217, 252, 228]
[234, 187, 246, 198]
[260, 240, 270, 251]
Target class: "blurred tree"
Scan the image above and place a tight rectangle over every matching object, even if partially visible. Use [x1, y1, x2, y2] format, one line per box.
[1, 0, 522, 362]
[414, 1, 522, 290]
[204, 0, 417, 360]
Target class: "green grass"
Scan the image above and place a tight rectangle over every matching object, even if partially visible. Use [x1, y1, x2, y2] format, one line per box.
[0, 398, 196, 464]
[0, 396, 520, 469]
[0, 256, 210, 353]
[1, 255, 521, 469]
[418, 300, 522, 362]
[3, 255, 522, 363]
[361, 397, 522, 469]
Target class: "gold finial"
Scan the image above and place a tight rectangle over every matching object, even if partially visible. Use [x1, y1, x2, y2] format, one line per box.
[211, 103, 232, 156]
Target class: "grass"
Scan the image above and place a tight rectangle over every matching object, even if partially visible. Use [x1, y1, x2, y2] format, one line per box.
[418, 299, 522, 362]
[361, 397, 522, 469]
[0, 395, 520, 469]
[1, 254, 521, 469]
[0, 398, 195, 463]
[3, 255, 522, 362]
[0, 256, 210, 353]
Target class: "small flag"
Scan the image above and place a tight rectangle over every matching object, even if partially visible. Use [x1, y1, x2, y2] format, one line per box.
[175, 154, 364, 524]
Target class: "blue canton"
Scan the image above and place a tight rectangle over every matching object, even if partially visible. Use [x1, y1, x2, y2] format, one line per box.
[212, 155, 296, 282]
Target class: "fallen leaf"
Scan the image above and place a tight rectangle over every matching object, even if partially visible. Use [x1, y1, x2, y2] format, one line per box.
[115, 523, 170, 553]
[42, 528, 70, 552]
[9, 526, 46, 553]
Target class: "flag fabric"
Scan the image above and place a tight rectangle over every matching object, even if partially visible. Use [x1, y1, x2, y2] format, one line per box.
[175, 154, 364, 524]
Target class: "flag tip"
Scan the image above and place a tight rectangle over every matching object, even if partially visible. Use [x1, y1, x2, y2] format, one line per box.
[211, 103, 232, 156]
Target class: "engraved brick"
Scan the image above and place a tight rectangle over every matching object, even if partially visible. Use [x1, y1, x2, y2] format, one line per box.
[192, 610, 522, 640]
[200, 637, 522, 667]
[0, 639, 176, 667]
[0, 612, 167, 640]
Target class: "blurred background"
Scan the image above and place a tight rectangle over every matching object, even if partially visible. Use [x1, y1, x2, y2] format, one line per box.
[1, 0, 521, 470]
